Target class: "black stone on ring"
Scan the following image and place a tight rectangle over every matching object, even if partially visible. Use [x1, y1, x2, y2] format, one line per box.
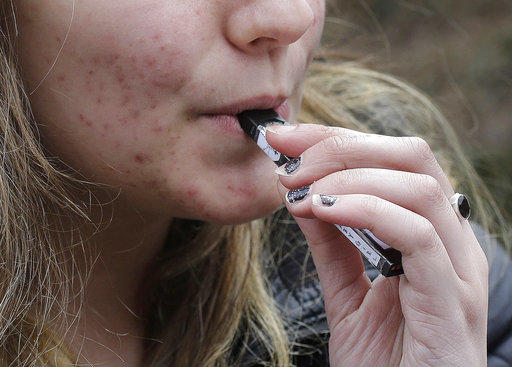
[449, 193, 471, 220]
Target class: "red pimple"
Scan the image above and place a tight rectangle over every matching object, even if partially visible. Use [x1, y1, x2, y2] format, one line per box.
[103, 123, 110, 130]
[143, 55, 157, 67]
[121, 95, 131, 106]
[159, 46, 166, 51]
[152, 34, 161, 41]
[79, 114, 85, 121]
[187, 188, 198, 197]
[134, 153, 150, 164]
[106, 54, 119, 66]
[85, 120, 93, 127]
[226, 182, 254, 196]
[130, 109, 140, 119]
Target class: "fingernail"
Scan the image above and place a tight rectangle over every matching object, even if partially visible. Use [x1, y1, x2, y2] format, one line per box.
[266, 124, 298, 134]
[285, 185, 311, 204]
[275, 156, 302, 176]
[312, 194, 338, 207]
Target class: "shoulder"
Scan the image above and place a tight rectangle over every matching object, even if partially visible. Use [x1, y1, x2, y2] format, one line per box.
[469, 221, 512, 366]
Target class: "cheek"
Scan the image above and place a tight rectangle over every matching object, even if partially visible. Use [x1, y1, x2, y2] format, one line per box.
[23, 8, 205, 184]
[70, 28, 193, 129]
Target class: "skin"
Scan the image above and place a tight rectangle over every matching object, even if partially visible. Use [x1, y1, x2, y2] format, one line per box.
[266, 126, 489, 366]
[16, 0, 324, 365]
[15, 0, 488, 366]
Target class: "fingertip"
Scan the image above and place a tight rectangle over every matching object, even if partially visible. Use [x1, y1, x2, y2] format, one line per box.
[266, 123, 298, 135]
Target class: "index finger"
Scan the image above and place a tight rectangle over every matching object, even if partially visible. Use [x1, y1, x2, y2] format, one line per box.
[265, 122, 368, 157]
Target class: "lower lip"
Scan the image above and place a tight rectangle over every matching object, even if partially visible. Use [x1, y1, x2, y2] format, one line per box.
[201, 99, 291, 135]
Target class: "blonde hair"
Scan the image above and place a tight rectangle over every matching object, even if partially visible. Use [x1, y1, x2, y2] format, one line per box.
[0, 1, 509, 366]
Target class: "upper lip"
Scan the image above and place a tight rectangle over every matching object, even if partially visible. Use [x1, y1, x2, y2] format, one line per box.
[203, 95, 287, 116]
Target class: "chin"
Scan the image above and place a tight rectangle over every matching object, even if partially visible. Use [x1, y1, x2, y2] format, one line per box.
[190, 187, 284, 225]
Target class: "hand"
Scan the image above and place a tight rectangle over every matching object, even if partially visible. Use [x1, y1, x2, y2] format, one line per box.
[265, 123, 489, 367]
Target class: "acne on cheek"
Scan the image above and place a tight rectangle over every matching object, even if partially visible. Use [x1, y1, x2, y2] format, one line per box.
[75, 34, 188, 132]
[68, 32, 191, 184]
[134, 152, 152, 164]
[78, 113, 93, 127]
[88, 34, 188, 100]
[174, 185, 215, 217]
[226, 181, 259, 197]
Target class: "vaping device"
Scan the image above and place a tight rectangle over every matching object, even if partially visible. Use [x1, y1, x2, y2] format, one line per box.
[237, 109, 403, 277]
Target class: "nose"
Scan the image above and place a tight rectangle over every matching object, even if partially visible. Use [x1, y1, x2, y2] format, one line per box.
[225, 0, 315, 54]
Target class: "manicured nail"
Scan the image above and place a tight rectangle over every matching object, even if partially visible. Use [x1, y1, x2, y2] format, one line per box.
[275, 156, 302, 176]
[312, 194, 338, 207]
[285, 185, 311, 204]
[266, 124, 298, 134]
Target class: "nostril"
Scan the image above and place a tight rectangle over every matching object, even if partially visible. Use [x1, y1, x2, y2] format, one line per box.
[249, 37, 276, 47]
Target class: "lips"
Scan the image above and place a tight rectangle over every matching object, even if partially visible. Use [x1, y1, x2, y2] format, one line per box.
[202, 95, 289, 118]
[199, 94, 291, 135]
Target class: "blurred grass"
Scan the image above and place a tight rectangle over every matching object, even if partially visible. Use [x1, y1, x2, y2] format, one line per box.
[324, 0, 512, 223]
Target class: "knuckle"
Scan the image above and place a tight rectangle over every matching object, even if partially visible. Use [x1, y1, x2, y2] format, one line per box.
[409, 174, 446, 208]
[332, 168, 364, 187]
[406, 136, 435, 163]
[320, 135, 351, 158]
[330, 135, 346, 152]
[360, 195, 384, 216]
[459, 283, 487, 333]
[416, 219, 441, 253]
[319, 124, 335, 138]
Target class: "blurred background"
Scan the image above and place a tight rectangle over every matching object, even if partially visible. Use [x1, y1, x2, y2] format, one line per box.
[322, 0, 512, 224]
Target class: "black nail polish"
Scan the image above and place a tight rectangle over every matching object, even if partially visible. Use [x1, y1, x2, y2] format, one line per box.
[284, 156, 301, 175]
[286, 185, 311, 203]
[319, 194, 337, 206]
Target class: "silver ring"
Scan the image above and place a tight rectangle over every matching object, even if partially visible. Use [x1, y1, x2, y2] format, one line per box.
[449, 193, 471, 221]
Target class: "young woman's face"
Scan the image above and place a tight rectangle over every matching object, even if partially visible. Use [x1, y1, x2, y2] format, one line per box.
[16, 0, 325, 224]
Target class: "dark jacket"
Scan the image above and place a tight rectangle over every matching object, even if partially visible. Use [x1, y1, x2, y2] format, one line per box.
[241, 219, 512, 366]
